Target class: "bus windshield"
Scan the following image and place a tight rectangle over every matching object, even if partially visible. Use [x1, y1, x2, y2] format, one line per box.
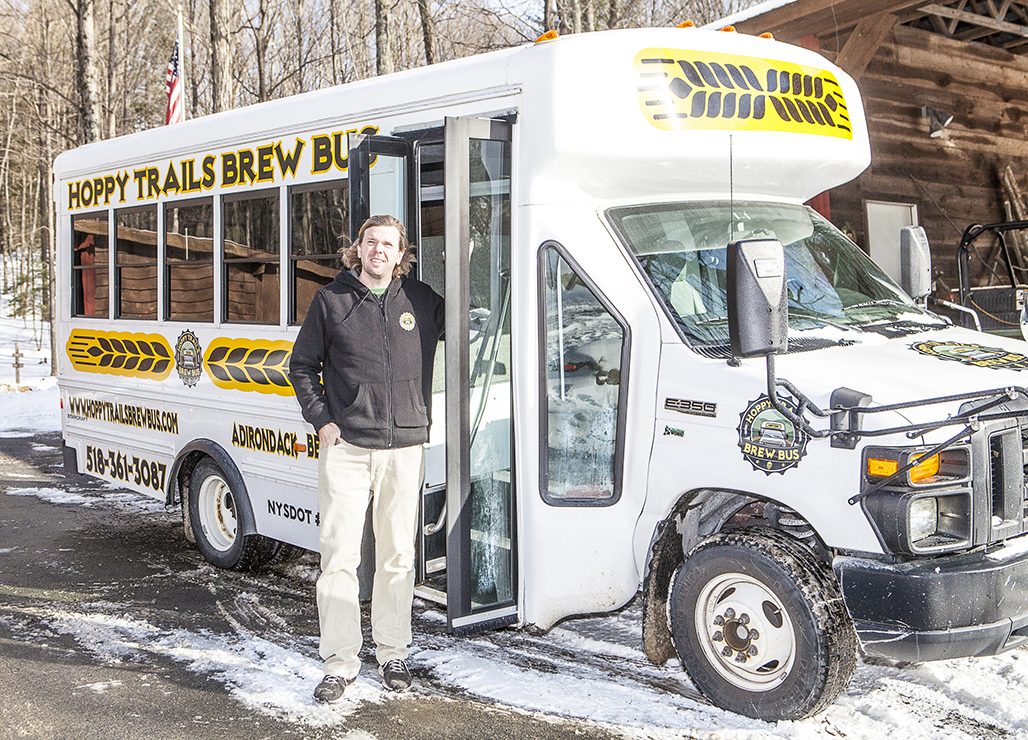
[607, 201, 942, 347]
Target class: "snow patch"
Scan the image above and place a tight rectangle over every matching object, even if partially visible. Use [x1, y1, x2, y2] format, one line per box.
[39, 608, 373, 727]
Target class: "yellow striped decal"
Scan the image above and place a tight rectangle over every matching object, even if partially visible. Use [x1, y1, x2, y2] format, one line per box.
[204, 338, 294, 396]
[635, 48, 852, 139]
[66, 329, 174, 380]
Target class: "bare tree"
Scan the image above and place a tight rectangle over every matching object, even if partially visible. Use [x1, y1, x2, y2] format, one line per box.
[210, 0, 235, 111]
[106, 0, 117, 137]
[375, 0, 393, 75]
[73, 0, 102, 142]
[416, 0, 437, 64]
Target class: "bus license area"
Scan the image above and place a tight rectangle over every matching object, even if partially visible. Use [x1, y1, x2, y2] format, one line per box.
[84, 444, 167, 493]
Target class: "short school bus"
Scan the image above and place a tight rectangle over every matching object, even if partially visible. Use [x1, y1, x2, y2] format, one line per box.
[54, 26, 1028, 721]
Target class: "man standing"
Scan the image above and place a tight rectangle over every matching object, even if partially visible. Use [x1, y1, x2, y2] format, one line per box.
[289, 214, 444, 702]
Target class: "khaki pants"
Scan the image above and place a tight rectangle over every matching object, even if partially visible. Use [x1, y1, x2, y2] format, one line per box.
[317, 439, 425, 679]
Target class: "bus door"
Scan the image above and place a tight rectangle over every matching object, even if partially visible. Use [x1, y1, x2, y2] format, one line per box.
[443, 116, 516, 633]
[347, 132, 419, 244]
[347, 119, 517, 634]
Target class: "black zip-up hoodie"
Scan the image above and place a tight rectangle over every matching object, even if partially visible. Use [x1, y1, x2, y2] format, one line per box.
[289, 269, 444, 449]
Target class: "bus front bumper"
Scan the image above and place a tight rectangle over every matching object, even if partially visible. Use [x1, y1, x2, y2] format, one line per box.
[834, 540, 1028, 662]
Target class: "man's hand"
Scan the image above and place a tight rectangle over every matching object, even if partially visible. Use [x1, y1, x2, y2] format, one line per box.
[319, 422, 341, 449]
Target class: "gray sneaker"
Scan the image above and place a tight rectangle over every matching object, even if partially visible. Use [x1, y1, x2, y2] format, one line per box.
[379, 659, 413, 691]
[314, 674, 352, 703]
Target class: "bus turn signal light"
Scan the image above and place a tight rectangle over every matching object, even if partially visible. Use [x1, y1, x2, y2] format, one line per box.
[909, 454, 940, 484]
[867, 458, 898, 478]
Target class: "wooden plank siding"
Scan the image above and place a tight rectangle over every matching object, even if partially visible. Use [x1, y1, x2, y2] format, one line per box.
[818, 23, 1028, 293]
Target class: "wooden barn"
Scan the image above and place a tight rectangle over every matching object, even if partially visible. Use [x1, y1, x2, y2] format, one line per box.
[716, 0, 1028, 332]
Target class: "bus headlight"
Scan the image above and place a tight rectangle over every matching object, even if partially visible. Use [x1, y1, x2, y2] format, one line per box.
[908, 496, 938, 543]
[861, 489, 972, 555]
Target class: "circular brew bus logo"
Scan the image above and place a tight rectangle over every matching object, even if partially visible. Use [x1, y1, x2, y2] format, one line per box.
[738, 394, 809, 475]
[911, 340, 1028, 370]
[175, 330, 203, 387]
[399, 312, 416, 331]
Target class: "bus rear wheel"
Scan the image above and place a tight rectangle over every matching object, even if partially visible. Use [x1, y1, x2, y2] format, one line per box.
[669, 528, 856, 721]
[188, 458, 276, 571]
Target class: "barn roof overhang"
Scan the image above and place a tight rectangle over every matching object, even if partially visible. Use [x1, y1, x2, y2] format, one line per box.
[712, 1, 1028, 79]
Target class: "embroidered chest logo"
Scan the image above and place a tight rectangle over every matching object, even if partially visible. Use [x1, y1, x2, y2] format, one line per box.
[399, 312, 416, 331]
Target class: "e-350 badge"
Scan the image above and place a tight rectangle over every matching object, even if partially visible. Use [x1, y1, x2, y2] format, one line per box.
[175, 330, 203, 387]
[911, 340, 1028, 370]
[738, 394, 808, 475]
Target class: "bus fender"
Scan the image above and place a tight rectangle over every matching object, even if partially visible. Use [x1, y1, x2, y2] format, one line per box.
[167, 439, 258, 537]
[642, 489, 762, 665]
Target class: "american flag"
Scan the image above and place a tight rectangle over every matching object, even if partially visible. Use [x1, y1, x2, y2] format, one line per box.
[165, 42, 183, 125]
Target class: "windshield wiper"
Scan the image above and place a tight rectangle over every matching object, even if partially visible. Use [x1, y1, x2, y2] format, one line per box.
[845, 298, 907, 311]
[695, 316, 728, 326]
[789, 312, 852, 332]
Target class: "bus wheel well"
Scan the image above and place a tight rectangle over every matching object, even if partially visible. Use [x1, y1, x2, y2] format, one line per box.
[642, 489, 828, 666]
[171, 451, 205, 507]
[167, 440, 258, 536]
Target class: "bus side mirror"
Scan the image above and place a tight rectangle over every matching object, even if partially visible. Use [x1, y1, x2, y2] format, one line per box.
[900, 226, 932, 303]
[727, 239, 788, 358]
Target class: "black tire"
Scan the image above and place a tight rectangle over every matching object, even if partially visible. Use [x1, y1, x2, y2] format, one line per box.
[669, 528, 857, 721]
[188, 458, 277, 571]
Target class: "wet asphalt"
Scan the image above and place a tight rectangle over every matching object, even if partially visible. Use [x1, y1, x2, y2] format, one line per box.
[0, 431, 625, 740]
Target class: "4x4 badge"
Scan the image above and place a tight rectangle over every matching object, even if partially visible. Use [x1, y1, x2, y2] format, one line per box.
[738, 394, 808, 475]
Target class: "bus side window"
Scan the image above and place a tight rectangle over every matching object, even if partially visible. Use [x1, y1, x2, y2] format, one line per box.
[223, 189, 280, 324]
[540, 244, 629, 506]
[289, 180, 348, 324]
[72, 212, 110, 318]
[165, 198, 214, 322]
[115, 206, 158, 320]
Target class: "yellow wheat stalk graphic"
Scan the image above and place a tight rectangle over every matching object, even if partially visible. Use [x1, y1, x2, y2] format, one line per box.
[66, 330, 174, 380]
[204, 338, 294, 396]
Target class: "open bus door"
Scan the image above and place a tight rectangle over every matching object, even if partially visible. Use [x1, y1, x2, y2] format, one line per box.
[347, 117, 517, 634]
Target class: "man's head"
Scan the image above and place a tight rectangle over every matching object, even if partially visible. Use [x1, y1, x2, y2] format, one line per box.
[341, 215, 416, 282]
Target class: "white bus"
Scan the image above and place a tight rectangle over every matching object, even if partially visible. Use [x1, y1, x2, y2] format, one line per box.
[54, 26, 1028, 721]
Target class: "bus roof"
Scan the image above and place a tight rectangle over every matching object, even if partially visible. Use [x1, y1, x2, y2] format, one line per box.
[54, 27, 869, 209]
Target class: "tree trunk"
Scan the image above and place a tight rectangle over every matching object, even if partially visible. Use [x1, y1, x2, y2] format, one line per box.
[107, 0, 117, 138]
[296, 0, 305, 93]
[329, 0, 339, 83]
[544, 0, 555, 32]
[210, 0, 234, 112]
[416, 0, 437, 64]
[76, 0, 102, 143]
[187, 0, 199, 117]
[37, 63, 55, 370]
[607, 0, 619, 29]
[375, 0, 393, 75]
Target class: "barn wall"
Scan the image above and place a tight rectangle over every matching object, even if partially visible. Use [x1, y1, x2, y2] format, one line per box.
[818, 23, 1028, 295]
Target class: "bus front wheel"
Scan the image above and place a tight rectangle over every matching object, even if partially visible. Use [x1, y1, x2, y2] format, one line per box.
[188, 458, 275, 571]
[669, 528, 856, 721]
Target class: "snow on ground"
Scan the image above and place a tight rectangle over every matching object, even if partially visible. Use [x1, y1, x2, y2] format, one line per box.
[0, 304, 59, 435]
[6, 477, 1028, 739]
[3, 310, 1028, 737]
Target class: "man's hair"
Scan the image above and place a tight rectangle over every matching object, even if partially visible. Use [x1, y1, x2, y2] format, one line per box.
[339, 214, 417, 279]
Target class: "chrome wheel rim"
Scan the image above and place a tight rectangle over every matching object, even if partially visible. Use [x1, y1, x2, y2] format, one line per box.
[694, 572, 796, 691]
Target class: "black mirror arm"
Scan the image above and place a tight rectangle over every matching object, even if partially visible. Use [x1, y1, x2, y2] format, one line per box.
[764, 354, 832, 439]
